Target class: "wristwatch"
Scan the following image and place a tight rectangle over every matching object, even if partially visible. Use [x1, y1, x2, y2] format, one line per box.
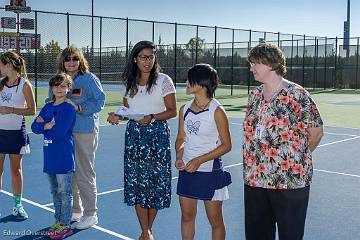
[149, 114, 155, 123]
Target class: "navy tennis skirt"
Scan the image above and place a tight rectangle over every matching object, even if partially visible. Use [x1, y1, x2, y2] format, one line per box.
[177, 169, 232, 200]
[0, 127, 29, 154]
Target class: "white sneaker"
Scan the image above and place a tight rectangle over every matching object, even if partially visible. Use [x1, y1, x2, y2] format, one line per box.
[71, 212, 82, 222]
[72, 215, 98, 229]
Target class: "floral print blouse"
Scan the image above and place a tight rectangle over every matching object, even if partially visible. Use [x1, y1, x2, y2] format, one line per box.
[243, 82, 323, 189]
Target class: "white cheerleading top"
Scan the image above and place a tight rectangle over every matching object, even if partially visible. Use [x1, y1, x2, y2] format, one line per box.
[124, 73, 176, 115]
[0, 78, 26, 130]
[183, 98, 221, 172]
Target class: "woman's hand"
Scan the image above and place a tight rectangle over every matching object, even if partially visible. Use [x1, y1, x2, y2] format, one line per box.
[137, 115, 152, 126]
[107, 112, 120, 125]
[65, 98, 77, 109]
[0, 106, 13, 115]
[175, 158, 186, 171]
[185, 158, 201, 173]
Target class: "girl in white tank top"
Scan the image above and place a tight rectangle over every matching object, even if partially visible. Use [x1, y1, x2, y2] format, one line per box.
[0, 51, 35, 220]
[175, 64, 232, 240]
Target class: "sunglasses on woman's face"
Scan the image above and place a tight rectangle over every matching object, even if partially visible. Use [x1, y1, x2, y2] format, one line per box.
[64, 56, 80, 62]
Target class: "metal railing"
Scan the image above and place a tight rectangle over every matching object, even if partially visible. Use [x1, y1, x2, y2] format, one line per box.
[1, 7, 359, 104]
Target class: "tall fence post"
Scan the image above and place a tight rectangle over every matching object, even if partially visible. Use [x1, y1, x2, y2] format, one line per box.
[67, 12, 70, 46]
[247, 29, 252, 94]
[324, 37, 327, 89]
[125, 17, 129, 60]
[334, 37, 338, 88]
[34, 11, 38, 104]
[356, 37, 359, 89]
[214, 26, 217, 69]
[195, 25, 198, 64]
[174, 22, 177, 87]
[277, 32, 280, 46]
[313, 37, 317, 89]
[99, 17, 102, 81]
[290, 34, 294, 81]
[231, 28, 234, 96]
[91, 0, 94, 63]
[302, 34, 305, 87]
[152, 21, 155, 43]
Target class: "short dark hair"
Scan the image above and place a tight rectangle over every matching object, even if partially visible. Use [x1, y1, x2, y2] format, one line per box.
[248, 42, 287, 76]
[187, 63, 219, 98]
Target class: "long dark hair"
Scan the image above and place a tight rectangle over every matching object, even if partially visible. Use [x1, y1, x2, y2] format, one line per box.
[0, 51, 28, 91]
[122, 40, 160, 97]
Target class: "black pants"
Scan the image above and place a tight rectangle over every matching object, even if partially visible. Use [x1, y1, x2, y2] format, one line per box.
[244, 185, 310, 240]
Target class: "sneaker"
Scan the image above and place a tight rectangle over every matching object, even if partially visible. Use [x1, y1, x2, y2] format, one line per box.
[72, 215, 98, 229]
[46, 223, 62, 236]
[12, 205, 28, 220]
[48, 224, 73, 239]
[71, 212, 82, 222]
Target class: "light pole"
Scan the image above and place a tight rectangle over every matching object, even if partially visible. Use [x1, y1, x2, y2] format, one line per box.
[91, 0, 94, 58]
[343, 0, 350, 57]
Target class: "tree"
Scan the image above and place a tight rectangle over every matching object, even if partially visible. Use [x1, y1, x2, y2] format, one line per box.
[186, 37, 205, 63]
[38, 40, 61, 54]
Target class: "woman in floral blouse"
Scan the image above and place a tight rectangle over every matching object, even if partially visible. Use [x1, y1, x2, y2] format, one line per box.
[243, 43, 324, 240]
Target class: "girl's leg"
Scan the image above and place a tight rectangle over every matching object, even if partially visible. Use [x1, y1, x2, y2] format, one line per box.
[204, 200, 225, 240]
[48, 174, 61, 223]
[9, 154, 28, 219]
[56, 172, 73, 226]
[179, 196, 198, 240]
[9, 154, 23, 203]
[135, 205, 153, 240]
[0, 154, 5, 191]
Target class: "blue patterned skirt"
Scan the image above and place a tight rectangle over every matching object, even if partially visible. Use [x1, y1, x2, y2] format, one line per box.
[124, 120, 171, 210]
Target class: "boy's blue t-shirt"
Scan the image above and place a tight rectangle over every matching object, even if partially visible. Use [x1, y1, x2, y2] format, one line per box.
[31, 102, 76, 174]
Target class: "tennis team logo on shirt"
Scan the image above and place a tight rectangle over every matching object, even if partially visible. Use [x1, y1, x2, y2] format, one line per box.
[186, 119, 201, 135]
[1, 92, 12, 103]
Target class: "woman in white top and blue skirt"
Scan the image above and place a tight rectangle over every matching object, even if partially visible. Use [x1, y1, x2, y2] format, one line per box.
[107, 41, 177, 240]
[0, 51, 36, 220]
[175, 64, 232, 240]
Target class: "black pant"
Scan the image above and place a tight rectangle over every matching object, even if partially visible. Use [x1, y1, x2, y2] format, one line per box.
[244, 185, 310, 240]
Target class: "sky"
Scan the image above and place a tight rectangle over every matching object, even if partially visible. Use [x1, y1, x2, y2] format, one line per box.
[1, 0, 356, 37]
[0, 0, 359, 47]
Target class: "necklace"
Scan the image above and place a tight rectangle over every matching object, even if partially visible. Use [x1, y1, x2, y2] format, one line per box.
[194, 98, 212, 111]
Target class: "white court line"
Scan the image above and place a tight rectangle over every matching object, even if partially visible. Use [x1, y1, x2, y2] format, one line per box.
[0, 190, 134, 240]
[42, 135, 360, 206]
[318, 136, 360, 147]
[313, 169, 360, 178]
[323, 132, 359, 137]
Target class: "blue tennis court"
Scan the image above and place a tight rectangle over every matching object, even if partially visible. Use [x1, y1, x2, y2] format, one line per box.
[1, 118, 360, 239]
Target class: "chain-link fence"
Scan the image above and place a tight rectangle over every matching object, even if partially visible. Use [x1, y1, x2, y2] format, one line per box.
[1, 7, 359, 103]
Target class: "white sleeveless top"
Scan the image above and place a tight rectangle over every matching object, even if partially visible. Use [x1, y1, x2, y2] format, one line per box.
[124, 73, 176, 115]
[183, 99, 221, 172]
[0, 78, 27, 130]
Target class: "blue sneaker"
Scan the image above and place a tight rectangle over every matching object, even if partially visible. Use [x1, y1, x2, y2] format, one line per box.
[12, 205, 28, 220]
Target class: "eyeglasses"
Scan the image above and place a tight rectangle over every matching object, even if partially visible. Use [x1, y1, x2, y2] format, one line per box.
[249, 62, 256, 67]
[64, 56, 80, 62]
[137, 55, 155, 62]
